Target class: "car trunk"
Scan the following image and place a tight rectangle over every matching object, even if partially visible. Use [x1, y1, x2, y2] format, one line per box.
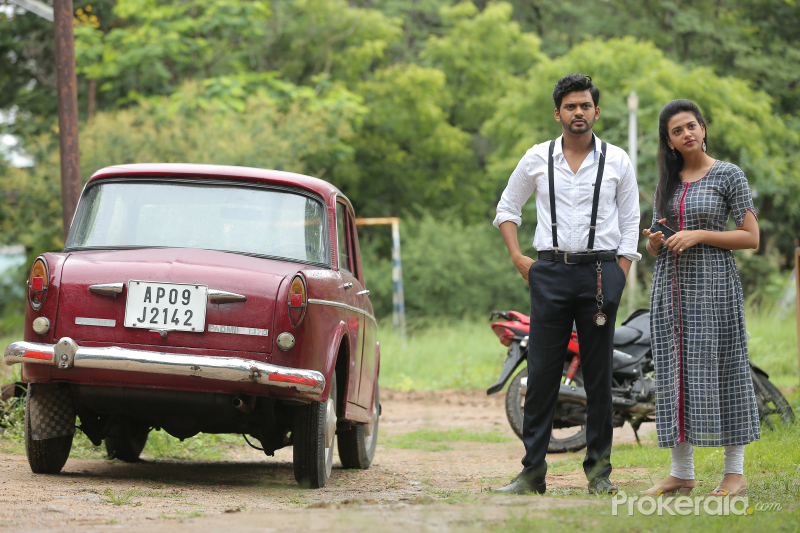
[54, 248, 298, 355]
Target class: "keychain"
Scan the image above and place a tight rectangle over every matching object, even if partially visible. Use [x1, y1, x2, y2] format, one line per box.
[593, 261, 608, 327]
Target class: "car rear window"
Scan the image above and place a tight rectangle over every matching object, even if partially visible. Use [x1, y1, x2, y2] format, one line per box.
[66, 180, 329, 265]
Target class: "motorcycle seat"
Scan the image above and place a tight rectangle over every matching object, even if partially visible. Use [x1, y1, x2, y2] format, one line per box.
[613, 325, 642, 346]
[623, 312, 652, 346]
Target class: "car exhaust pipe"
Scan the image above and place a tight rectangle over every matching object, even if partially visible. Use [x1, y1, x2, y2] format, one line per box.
[231, 395, 253, 414]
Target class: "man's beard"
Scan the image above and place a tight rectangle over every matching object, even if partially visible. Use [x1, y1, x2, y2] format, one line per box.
[564, 118, 593, 135]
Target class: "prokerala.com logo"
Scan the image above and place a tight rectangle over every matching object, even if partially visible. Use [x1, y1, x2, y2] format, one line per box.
[610, 491, 779, 516]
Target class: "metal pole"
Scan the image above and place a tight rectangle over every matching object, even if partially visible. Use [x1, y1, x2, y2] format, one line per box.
[7, 0, 53, 21]
[626, 91, 639, 311]
[53, 0, 81, 242]
[795, 241, 800, 387]
[391, 220, 406, 340]
[354, 217, 407, 339]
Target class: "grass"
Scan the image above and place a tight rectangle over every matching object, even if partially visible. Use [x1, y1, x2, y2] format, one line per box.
[0, 395, 246, 460]
[102, 488, 142, 506]
[158, 510, 205, 520]
[142, 430, 242, 460]
[494, 504, 800, 533]
[383, 428, 514, 452]
[379, 305, 799, 391]
[0, 327, 23, 385]
[523, 391, 800, 529]
[379, 318, 508, 391]
[746, 308, 799, 389]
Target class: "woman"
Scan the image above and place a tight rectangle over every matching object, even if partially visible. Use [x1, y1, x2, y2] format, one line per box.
[642, 99, 760, 497]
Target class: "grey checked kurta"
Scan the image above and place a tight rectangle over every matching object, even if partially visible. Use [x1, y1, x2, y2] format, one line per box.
[650, 160, 761, 448]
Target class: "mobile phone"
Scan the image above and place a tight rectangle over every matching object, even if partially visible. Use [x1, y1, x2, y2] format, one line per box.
[649, 221, 677, 239]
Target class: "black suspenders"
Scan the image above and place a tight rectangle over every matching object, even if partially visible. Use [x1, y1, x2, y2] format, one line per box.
[547, 139, 608, 252]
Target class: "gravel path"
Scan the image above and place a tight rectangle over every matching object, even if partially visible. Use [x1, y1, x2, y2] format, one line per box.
[0, 389, 655, 532]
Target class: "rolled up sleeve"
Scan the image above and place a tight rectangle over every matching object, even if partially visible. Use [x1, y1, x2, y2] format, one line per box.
[615, 156, 642, 261]
[493, 155, 536, 228]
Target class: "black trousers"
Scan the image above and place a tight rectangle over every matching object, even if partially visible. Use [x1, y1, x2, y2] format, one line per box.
[521, 258, 626, 481]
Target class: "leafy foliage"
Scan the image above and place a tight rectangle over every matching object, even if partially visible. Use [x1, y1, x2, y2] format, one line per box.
[1, 0, 799, 321]
[362, 210, 534, 319]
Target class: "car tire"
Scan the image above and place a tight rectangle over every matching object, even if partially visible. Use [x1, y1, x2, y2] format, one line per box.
[105, 422, 150, 462]
[338, 383, 379, 469]
[293, 373, 337, 488]
[24, 387, 73, 474]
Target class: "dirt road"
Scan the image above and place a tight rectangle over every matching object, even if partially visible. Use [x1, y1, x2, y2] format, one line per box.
[0, 389, 655, 532]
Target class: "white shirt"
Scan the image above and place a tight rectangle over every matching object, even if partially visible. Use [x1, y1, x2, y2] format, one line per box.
[493, 134, 642, 261]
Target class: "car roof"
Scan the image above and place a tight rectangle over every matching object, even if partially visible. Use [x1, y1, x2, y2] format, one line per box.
[87, 163, 346, 204]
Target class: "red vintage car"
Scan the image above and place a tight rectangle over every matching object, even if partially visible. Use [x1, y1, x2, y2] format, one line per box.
[4, 164, 380, 488]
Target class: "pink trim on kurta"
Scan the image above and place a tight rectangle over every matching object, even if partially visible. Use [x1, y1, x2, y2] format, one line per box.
[675, 182, 690, 443]
[737, 207, 758, 227]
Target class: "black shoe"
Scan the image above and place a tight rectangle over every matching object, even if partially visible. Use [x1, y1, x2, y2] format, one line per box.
[492, 474, 546, 495]
[588, 477, 619, 495]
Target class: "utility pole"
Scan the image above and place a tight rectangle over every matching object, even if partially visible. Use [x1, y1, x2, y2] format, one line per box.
[13, 0, 82, 240]
[53, 0, 81, 241]
[627, 91, 639, 311]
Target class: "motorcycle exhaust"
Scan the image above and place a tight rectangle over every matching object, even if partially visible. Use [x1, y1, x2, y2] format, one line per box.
[520, 378, 654, 414]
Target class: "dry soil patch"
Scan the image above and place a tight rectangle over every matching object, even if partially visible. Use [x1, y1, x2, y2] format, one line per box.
[0, 389, 655, 532]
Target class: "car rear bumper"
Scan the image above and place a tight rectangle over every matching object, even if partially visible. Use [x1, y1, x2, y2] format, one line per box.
[4, 338, 325, 398]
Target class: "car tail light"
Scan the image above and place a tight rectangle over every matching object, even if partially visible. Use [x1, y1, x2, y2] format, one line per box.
[492, 325, 515, 347]
[28, 258, 49, 311]
[287, 274, 307, 327]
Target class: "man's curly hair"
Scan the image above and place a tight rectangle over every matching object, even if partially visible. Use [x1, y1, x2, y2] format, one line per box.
[553, 74, 600, 110]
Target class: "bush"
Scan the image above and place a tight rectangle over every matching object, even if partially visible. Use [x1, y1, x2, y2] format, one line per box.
[361, 211, 534, 319]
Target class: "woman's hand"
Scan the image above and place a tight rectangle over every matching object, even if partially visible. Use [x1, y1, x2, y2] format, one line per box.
[664, 230, 702, 255]
[643, 218, 666, 256]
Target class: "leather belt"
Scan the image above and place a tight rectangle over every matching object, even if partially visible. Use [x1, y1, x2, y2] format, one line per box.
[538, 250, 617, 264]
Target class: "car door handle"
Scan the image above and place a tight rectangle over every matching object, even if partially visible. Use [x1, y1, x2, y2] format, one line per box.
[356, 289, 370, 296]
[342, 283, 353, 290]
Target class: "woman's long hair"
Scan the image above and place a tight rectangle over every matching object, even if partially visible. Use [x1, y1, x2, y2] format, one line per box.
[655, 99, 708, 228]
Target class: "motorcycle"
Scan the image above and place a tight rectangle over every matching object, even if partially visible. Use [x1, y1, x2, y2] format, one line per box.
[487, 308, 795, 453]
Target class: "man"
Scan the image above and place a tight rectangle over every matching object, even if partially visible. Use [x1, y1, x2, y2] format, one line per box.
[492, 74, 641, 495]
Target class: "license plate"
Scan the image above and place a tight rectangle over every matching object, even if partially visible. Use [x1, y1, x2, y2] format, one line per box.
[124, 281, 208, 332]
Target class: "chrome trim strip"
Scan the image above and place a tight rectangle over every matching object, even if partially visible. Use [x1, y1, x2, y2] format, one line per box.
[75, 317, 116, 327]
[208, 324, 268, 337]
[307, 298, 376, 324]
[88, 283, 124, 297]
[4, 340, 325, 397]
[208, 290, 247, 304]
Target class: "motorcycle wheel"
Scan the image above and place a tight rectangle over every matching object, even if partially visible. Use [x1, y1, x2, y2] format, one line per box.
[505, 366, 587, 453]
[750, 369, 795, 428]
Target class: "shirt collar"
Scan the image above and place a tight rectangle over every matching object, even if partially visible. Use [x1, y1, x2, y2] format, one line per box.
[552, 133, 601, 160]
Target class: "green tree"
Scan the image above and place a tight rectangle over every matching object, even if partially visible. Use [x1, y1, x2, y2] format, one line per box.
[421, 2, 545, 132]
[484, 37, 800, 266]
[0, 90, 362, 259]
[489, 0, 800, 116]
[346, 64, 484, 220]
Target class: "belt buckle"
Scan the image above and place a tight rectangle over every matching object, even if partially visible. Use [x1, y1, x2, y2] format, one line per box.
[563, 253, 575, 265]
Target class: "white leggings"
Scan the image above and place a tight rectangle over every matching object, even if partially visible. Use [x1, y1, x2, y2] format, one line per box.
[670, 441, 746, 479]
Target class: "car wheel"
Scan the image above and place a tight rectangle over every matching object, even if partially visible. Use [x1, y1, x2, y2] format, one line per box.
[105, 422, 150, 462]
[24, 385, 74, 474]
[293, 373, 337, 488]
[337, 383, 379, 469]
